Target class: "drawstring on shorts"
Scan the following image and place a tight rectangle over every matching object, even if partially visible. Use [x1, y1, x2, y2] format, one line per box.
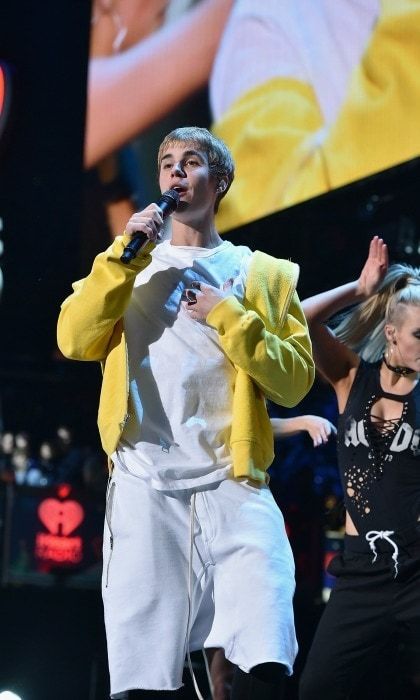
[365, 530, 399, 578]
[185, 491, 206, 700]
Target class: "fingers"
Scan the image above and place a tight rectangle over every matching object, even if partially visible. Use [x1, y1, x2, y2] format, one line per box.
[125, 204, 164, 242]
[182, 281, 211, 304]
[313, 426, 328, 446]
[381, 240, 389, 268]
[369, 236, 388, 266]
[313, 431, 327, 447]
[369, 236, 381, 262]
[311, 418, 337, 447]
[181, 282, 229, 321]
[369, 236, 379, 257]
[183, 303, 201, 322]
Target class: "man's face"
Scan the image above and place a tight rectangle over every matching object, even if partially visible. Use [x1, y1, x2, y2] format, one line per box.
[158, 142, 218, 219]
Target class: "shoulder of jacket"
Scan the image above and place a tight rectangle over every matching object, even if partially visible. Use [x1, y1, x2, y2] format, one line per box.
[249, 250, 299, 287]
[246, 251, 299, 327]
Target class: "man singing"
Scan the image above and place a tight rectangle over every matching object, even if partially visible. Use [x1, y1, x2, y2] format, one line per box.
[57, 126, 314, 699]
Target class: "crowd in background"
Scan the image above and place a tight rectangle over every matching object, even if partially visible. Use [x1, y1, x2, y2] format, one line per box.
[0, 424, 108, 493]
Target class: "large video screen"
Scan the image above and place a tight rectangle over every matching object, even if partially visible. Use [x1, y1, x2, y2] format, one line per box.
[84, 0, 420, 235]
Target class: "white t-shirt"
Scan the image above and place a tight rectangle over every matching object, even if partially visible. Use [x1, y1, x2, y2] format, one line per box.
[115, 239, 252, 490]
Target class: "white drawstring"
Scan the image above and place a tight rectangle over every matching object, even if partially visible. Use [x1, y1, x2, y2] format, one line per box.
[185, 491, 206, 700]
[365, 530, 399, 578]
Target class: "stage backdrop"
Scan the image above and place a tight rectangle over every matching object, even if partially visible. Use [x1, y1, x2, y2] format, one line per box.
[82, 0, 420, 236]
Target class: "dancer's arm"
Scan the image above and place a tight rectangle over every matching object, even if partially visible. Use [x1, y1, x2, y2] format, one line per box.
[302, 236, 388, 388]
[271, 415, 337, 447]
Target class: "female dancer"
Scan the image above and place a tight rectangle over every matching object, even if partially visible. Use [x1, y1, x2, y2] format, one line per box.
[300, 237, 420, 698]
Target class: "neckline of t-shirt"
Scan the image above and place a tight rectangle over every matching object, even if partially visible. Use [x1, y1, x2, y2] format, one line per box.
[157, 239, 231, 258]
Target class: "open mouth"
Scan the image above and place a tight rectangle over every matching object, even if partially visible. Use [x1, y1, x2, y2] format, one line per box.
[172, 186, 188, 195]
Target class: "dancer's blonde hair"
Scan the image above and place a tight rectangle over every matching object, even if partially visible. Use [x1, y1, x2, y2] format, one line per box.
[334, 264, 420, 362]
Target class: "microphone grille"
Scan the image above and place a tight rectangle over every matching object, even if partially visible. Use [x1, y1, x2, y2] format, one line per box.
[162, 189, 180, 207]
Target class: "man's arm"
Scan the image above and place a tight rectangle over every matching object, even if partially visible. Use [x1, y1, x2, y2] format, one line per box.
[206, 290, 315, 407]
[58, 202, 164, 361]
[57, 235, 154, 361]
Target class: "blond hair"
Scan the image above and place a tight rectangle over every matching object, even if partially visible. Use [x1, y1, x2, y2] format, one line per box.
[334, 264, 420, 362]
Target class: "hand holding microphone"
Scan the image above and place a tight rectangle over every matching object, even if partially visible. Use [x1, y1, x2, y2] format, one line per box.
[120, 189, 180, 264]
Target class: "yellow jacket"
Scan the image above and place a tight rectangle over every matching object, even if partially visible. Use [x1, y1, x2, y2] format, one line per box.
[57, 235, 314, 483]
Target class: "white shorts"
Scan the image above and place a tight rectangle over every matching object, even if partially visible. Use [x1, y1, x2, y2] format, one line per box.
[103, 465, 298, 696]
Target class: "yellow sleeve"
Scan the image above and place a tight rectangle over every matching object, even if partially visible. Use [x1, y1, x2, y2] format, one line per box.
[57, 235, 154, 361]
[206, 290, 314, 407]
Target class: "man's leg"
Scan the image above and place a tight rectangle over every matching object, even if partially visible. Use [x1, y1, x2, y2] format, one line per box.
[204, 647, 235, 700]
[198, 481, 297, 690]
[103, 468, 192, 697]
[231, 662, 287, 700]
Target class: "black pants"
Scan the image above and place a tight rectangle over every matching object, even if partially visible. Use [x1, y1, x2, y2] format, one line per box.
[300, 536, 420, 700]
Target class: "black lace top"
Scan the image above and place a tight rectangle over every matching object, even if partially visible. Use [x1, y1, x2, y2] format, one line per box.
[337, 360, 420, 544]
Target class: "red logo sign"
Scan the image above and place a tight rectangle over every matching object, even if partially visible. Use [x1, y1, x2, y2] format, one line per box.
[38, 498, 84, 536]
[35, 497, 85, 565]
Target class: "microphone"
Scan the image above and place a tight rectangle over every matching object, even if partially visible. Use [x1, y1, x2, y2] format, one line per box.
[120, 189, 180, 264]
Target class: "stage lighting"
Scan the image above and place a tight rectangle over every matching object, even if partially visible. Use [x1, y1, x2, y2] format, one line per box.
[0, 692, 23, 700]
